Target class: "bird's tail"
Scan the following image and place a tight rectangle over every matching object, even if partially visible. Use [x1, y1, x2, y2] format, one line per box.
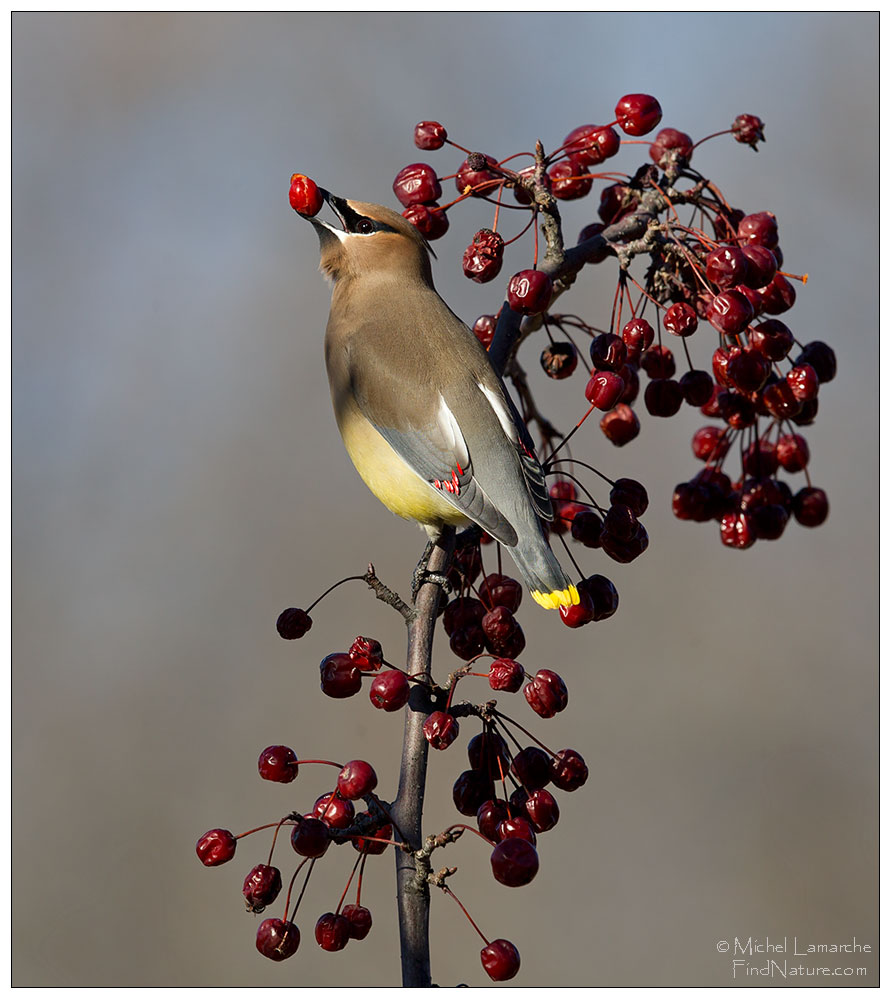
[508, 536, 580, 611]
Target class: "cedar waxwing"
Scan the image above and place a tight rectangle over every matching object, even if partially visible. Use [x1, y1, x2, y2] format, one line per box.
[304, 191, 580, 611]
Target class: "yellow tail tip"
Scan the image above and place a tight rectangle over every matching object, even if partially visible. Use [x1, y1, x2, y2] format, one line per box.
[531, 584, 580, 610]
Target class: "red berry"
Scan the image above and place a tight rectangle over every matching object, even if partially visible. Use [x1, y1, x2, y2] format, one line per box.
[776, 433, 810, 472]
[570, 509, 603, 548]
[641, 344, 676, 379]
[614, 93, 663, 136]
[524, 669, 568, 718]
[794, 341, 837, 383]
[472, 314, 497, 349]
[679, 369, 715, 407]
[481, 938, 521, 981]
[792, 487, 829, 527]
[743, 439, 779, 478]
[315, 912, 350, 952]
[559, 586, 595, 628]
[511, 746, 552, 790]
[276, 607, 312, 639]
[342, 903, 373, 940]
[649, 127, 693, 168]
[622, 317, 655, 355]
[737, 211, 778, 249]
[392, 163, 441, 207]
[585, 371, 625, 410]
[258, 745, 299, 784]
[732, 114, 765, 149]
[351, 818, 392, 855]
[497, 815, 537, 846]
[740, 245, 777, 288]
[759, 274, 796, 314]
[243, 864, 282, 913]
[462, 228, 504, 284]
[727, 347, 770, 393]
[719, 510, 757, 549]
[442, 596, 486, 636]
[580, 573, 619, 621]
[488, 657, 525, 693]
[195, 828, 236, 867]
[550, 748, 588, 791]
[290, 817, 330, 858]
[477, 798, 511, 842]
[337, 760, 378, 800]
[490, 836, 540, 887]
[414, 120, 447, 150]
[762, 380, 803, 420]
[455, 153, 500, 195]
[786, 363, 819, 401]
[479, 572, 523, 613]
[525, 788, 560, 832]
[540, 341, 578, 379]
[549, 480, 577, 502]
[600, 404, 640, 446]
[547, 156, 593, 200]
[563, 123, 620, 165]
[692, 425, 729, 462]
[320, 652, 362, 698]
[368, 669, 411, 711]
[706, 246, 750, 290]
[313, 791, 355, 830]
[423, 711, 459, 750]
[453, 769, 496, 816]
[507, 270, 552, 316]
[349, 636, 383, 671]
[590, 332, 627, 371]
[402, 203, 449, 240]
[288, 174, 323, 217]
[256, 918, 300, 961]
[750, 319, 794, 361]
[450, 625, 486, 661]
[707, 289, 754, 336]
[663, 301, 698, 337]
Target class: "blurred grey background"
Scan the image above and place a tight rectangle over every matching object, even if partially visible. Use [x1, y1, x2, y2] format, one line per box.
[12, 12, 878, 987]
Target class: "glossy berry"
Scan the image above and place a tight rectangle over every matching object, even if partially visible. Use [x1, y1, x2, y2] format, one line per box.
[525, 788, 560, 832]
[477, 798, 511, 842]
[776, 434, 810, 473]
[497, 815, 537, 846]
[585, 371, 625, 411]
[276, 607, 312, 640]
[195, 828, 236, 867]
[414, 120, 447, 150]
[256, 918, 300, 961]
[589, 332, 627, 371]
[580, 573, 619, 621]
[243, 864, 282, 913]
[570, 509, 603, 548]
[290, 817, 330, 858]
[524, 669, 568, 718]
[342, 903, 373, 941]
[794, 341, 837, 383]
[720, 511, 757, 549]
[786, 364, 819, 401]
[351, 818, 392, 856]
[559, 586, 595, 628]
[479, 572, 523, 613]
[600, 404, 640, 446]
[258, 745, 299, 784]
[737, 211, 778, 249]
[315, 912, 350, 952]
[349, 636, 383, 671]
[793, 487, 829, 527]
[707, 290, 754, 336]
[548, 156, 593, 200]
[732, 113, 765, 148]
[563, 123, 620, 165]
[488, 657, 525, 693]
[622, 317, 655, 356]
[472, 313, 497, 349]
[402, 203, 449, 240]
[541, 341, 578, 379]
[740, 245, 777, 288]
[313, 791, 355, 830]
[320, 653, 362, 698]
[392, 163, 441, 207]
[481, 939, 521, 982]
[550, 748, 588, 791]
[663, 301, 699, 337]
[507, 270, 552, 316]
[463, 228, 504, 284]
[455, 153, 500, 195]
[369, 669, 411, 711]
[728, 348, 770, 393]
[424, 711, 459, 750]
[759, 274, 796, 314]
[649, 127, 693, 168]
[762, 380, 803, 420]
[337, 760, 378, 800]
[750, 319, 794, 361]
[490, 836, 540, 887]
[705, 246, 749, 289]
[288, 174, 323, 217]
[614, 93, 662, 136]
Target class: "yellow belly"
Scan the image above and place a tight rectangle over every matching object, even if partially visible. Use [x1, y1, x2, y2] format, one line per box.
[338, 407, 469, 530]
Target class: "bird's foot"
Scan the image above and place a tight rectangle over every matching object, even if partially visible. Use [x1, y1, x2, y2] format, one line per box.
[411, 540, 453, 602]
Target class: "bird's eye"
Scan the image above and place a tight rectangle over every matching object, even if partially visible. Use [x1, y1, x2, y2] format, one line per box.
[355, 218, 375, 235]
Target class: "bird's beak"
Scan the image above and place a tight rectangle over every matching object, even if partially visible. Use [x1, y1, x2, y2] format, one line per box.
[306, 190, 361, 239]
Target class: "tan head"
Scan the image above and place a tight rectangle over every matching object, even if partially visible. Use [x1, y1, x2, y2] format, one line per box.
[306, 192, 434, 286]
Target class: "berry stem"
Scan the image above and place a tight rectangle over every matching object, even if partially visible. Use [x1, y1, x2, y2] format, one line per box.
[440, 886, 490, 946]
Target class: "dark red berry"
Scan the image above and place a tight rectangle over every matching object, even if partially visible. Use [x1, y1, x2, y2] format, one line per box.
[450, 625, 486, 661]
[443, 596, 486, 636]
[468, 730, 511, 777]
[603, 503, 639, 541]
[750, 319, 794, 361]
[290, 817, 330, 858]
[453, 769, 496, 816]
[402, 203, 449, 240]
[477, 798, 511, 842]
[740, 245, 777, 288]
[598, 182, 638, 223]
[490, 836, 540, 887]
[349, 636, 383, 671]
[524, 669, 568, 718]
[243, 864, 282, 913]
[482, 605, 518, 645]
[794, 341, 837, 383]
[580, 573, 619, 621]
[570, 509, 603, 548]
[578, 221, 610, 263]
[743, 439, 779, 477]
[337, 760, 378, 800]
[511, 746, 552, 790]
[692, 425, 730, 462]
[414, 120, 447, 150]
[320, 652, 362, 698]
[497, 815, 537, 846]
[559, 586, 595, 628]
[196, 828, 236, 867]
[258, 745, 299, 784]
[707, 290, 754, 336]
[759, 273, 796, 314]
[463, 228, 505, 283]
[525, 788, 560, 832]
[315, 912, 350, 952]
[776, 433, 810, 472]
[719, 510, 757, 549]
[351, 818, 392, 855]
[550, 748, 588, 791]
[481, 939, 521, 981]
[563, 123, 620, 166]
[455, 153, 500, 195]
[541, 341, 579, 379]
[705, 246, 749, 289]
[679, 369, 715, 407]
[507, 270, 552, 315]
[276, 607, 312, 640]
[479, 572, 523, 613]
[641, 344, 676, 379]
[590, 332, 627, 371]
[622, 317, 655, 355]
[392, 163, 441, 207]
[663, 302, 698, 337]
[649, 127, 693, 168]
[609, 480, 647, 517]
[786, 364, 819, 401]
[600, 404, 640, 445]
[288, 174, 323, 217]
[792, 487, 829, 527]
[424, 711, 459, 750]
[256, 918, 300, 961]
[313, 791, 355, 830]
[342, 903, 372, 940]
[488, 657, 525, 693]
[737, 211, 778, 249]
[727, 347, 770, 393]
[368, 669, 411, 711]
[548, 156, 593, 200]
[585, 371, 625, 411]
[615, 93, 663, 136]
[473, 313, 497, 349]
[732, 113, 765, 148]
[644, 378, 683, 417]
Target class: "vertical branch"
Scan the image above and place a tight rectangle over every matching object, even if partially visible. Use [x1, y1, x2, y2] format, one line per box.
[391, 528, 456, 987]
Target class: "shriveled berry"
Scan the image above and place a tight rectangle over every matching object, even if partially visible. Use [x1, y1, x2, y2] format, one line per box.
[288, 174, 323, 217]
[481, 938, 521, 981]
[477, 798, 511, 842]
[482, 605, 518, 645]
[463, 228, 505, 283]
[732, 113, 765, 148]
[369, 669, 411, 711]
[256, 918, 300, 961]
[468, 730, 511, 776]
[414, 120, 447, 150]
[402, 203, 449, 240]
[347, 636, 383, 671]
[243, 864, 282, 913]
[524, 669, 568, 718]
[337, 760, 378, 800]
[649, 127, 693, 168]
[490, 836, 539, 887]
[641, 344, 676, 379]
[392, 163, 441, 207]
[455, 153, 500, 195]
[320, 652, 362, 698]
[792, 487, 829, 527]
[442, 596, 486, 636]
[610, 477, 648, 516]
[351, 817, 392, 856]
[706, 246, 749, 289]
[786, 364, 819, 401]
[600, 523, 649, 563]
[615, 93, 663, 136]
[707, 290, 754, 336]
[342, 903, 372, 940]
[580, 573, 619, 621]
[541, 341, 578, 379]
[276, 607, 312, 640]
[600, 404, 640, 446]
[315, 912, 350, 952]
[450, 625, 486, 661]
[692, 425, 730, 462]
[570, 510, 603, 547]
[258, 745, 299, 784]
[424, 711, 459, 750]
[488, 657, 525, 693]
[196, 828, 236, 867]
[759, 273, 796, 314]
[663, 302, 698, 337]
[762, 380, 803, 420]
[507, 270, 552, 316]
[550, 748, 588, 791]
[740, 245, 777, 288]
[563, 123, 620, 165]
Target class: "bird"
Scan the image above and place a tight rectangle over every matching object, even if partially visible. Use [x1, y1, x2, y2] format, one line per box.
[302, 189, 579, 611]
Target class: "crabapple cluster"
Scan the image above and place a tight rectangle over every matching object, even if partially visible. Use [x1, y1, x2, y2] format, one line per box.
[384, 98, 831, 550]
